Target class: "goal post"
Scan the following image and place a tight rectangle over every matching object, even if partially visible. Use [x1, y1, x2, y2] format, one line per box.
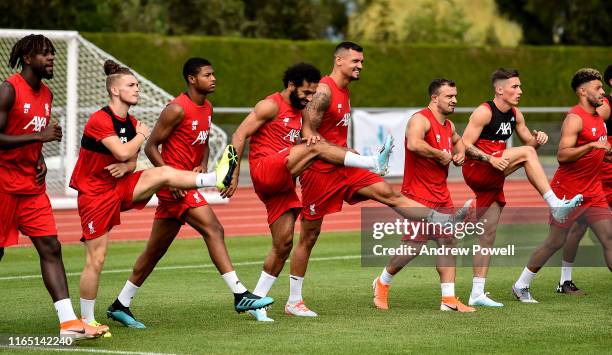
[0, 29, 228, 208]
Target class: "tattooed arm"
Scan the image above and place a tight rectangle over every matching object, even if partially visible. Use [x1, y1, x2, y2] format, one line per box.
[463, 105, 509, 170]
[302, 83, 331, 144]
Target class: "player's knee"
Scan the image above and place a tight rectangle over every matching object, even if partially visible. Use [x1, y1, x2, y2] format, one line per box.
[157, 165, 175, 185]
[385, 189, 404, 207]
[273, 237, 293, 259]
[86, 251, 107, 273]
[203, 223, 224, 240]
[523, 145, 537, 159]
[546, 237, 566, 251]
[479, 230, 497, 246]
[37, 237, 62, 261]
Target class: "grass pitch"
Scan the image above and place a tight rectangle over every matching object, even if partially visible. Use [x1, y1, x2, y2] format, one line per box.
[0, 230, 610, 354]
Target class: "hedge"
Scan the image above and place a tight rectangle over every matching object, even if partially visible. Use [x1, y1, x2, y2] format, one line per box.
[84, 33, 612, 112]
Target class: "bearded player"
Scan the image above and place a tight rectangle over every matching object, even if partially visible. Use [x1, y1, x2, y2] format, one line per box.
[0, 34, 106, 339]
[225, 62, 393, 321]
[290, 42, 469, 316]
[372, 78, 475, 312]
[513, 68, 612, 303]
[554, 65, 611, 295]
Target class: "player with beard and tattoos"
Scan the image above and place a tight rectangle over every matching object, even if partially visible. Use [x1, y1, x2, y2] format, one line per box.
[224, 62, 392, 321]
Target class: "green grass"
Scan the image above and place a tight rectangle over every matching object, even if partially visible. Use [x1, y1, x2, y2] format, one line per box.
[0, 231, 611, 354]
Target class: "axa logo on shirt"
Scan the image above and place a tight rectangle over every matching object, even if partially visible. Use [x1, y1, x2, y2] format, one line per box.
[336, 112, 351, 127]
[192, 130, 209, 145]
[496, 122, 512, 135]
[23, 116, 47, 132]
[283, 129, 301, 143]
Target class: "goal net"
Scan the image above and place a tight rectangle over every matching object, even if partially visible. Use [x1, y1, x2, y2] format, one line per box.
[0, 29, 228, 207]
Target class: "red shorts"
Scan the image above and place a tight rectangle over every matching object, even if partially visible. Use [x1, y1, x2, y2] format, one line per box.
[0, 192, 57, 247]
[250, 151, 301, 225]
[155, 188, 208, 224]
[550, 185, 612, 229]
[603, 179, 612, 205]
[462, 157, 506, 210]
[77, 171, 150, 241]
[401, 194, 454, 242]
[300, 166, 384, 220]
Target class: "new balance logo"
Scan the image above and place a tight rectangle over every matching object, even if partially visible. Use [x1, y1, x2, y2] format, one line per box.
[495, 122, 512, 136]
[337, 103, 342, 113]
[23, 103, 30, 113]
[192, 130, 209, 145]
[436, 134, 441, 143]
[192, 120, 199, 131]
[282, 117, 290, 126]
[88, 221, 95, 234]
[336, 112, 350, 127]
[45, 103, 50, 116]
[23, 116, 47, 132]
[592, 128, 597, 137]
[120, 128, 126, 134]
[283, 129, 301, 143]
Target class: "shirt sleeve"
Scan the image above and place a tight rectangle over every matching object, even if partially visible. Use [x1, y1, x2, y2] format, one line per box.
[84, 111, 116, 142]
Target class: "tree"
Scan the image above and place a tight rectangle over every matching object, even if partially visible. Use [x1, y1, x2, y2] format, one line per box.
[495, 0, 612, 45]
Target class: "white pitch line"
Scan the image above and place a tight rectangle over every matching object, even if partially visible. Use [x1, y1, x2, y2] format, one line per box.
[0, 345, 176, 355]
[0, 255, 361, 281]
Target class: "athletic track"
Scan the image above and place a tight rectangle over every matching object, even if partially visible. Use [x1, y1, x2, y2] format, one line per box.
[18, 180, 544, 246]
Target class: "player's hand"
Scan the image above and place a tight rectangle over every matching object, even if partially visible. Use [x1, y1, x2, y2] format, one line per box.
[135, 121, 150, 139]
[169, 187, 187, 199]
[532, 130, 548, 145]
[452, 152, 465, 166]
[104, 163, 130, 178]
[489, 156, 510, 171]
[220, 174, 238, 199]
[436, 151, 452, 166]
[304, 135, 321, 146]
[35, 159, 47, 185]
[39, 122, 62, 142]
[590, 140, 611, 151]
